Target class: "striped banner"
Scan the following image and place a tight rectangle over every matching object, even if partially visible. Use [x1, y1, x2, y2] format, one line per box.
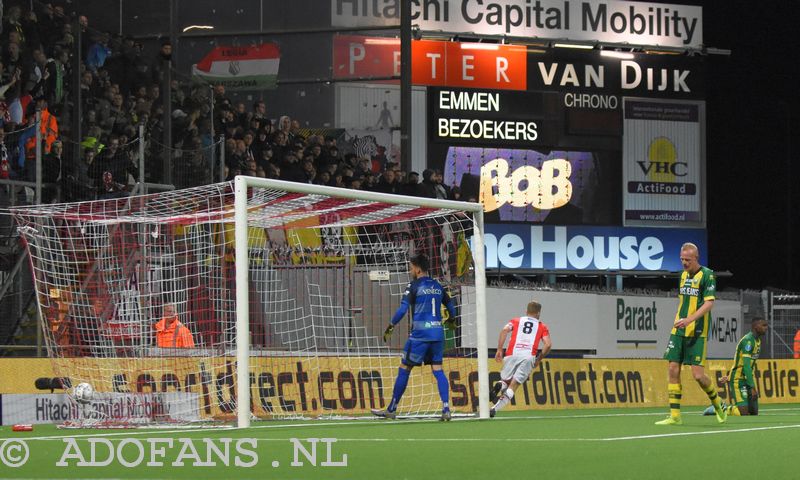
[192, 44, 280, 91]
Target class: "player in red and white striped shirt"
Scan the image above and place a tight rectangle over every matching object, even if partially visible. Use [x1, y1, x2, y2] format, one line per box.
[490, 301, 552, 417]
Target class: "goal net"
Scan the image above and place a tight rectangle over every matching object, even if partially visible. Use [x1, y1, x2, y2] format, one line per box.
[9, 177, 488, 426]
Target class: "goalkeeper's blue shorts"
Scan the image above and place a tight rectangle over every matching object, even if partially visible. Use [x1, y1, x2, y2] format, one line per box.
[402, 339, 444, 367]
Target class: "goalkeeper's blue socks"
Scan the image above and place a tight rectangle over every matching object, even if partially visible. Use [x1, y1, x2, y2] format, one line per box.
[388, 367, 410, 412]
[433, 369, 450, 410]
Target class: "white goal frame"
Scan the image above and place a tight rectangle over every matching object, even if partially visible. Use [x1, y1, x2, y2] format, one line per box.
[233, 176, 489, 427]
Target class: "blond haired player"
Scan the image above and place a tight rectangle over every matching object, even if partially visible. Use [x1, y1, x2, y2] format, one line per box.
[490, 301, 552, 418]
[656, 242, 726, 425]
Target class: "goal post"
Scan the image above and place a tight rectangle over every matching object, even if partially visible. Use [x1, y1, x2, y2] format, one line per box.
[233, 176, 489, 426]
[9, 177, 489, 427]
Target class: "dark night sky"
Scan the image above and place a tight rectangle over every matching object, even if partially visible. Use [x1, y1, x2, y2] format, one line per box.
[699, 1, 799, 291]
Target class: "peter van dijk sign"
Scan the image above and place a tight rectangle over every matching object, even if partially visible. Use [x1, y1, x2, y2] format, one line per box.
[331, 0, 703, 49]
[529, 50, 704, 99]
[480, 224, 706, 271]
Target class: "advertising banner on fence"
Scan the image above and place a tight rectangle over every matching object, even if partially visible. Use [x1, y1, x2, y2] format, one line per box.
[331, 1, 703, 50]
[482, 224, 707, 271]
[599, 294, 742, 359]
[462, 287, 740, 358]
[2, 357, 797, 421]
[623, 98, 705, 226]
[1, 392, 200, 425]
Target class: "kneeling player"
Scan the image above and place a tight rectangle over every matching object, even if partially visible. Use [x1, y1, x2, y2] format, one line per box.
[704, 317, 767, 417]
[490, 301, 552, 418]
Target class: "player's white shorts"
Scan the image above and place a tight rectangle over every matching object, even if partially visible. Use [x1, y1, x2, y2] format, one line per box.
[500, 354, 536, 384]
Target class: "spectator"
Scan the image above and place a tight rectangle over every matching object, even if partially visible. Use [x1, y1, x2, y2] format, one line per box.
[243, 158, 257, 176]
[372, 169, 397, 194]
[307, 143, 323, 168]
[332, 172, 344, 188]
[36, 3, 63, 47]
[2, 6, 27, 45]
[151, 40, 172, 86]
[0, 68, 21, 106]
[30, 49, 55, 101]
[433, 169, 449, 199]
[300, 158, 316, 184]
[253, 100, 267, 120]
[79, 70, 98, 111]
[271, 130, 289, 160]
[252, 128, 269, 158]
[355, 157, 372, 177]
[316, 170, 330, 186]
[794, 328, 800, 359]
[399, 171, 420, 196]
[154, 303, 195, 348]
[417, 169, 437, 198]
[95, 135, 130, 191]
[289, 119, 301, 140]
[277, 115, 291, 138]
[265, 163, 280, 179]
[235, 102, 250, 129]
[0, 127, 10, 179]
[129, 41, 151, 88]
[50, 47, 69, 108]
[86, 32, 111, 72]
[65, 148, 97, 201]
[280, 153, 304, 182]
[97, 170, 128, 199]
[3, 43, 24, 86]
[349, 175, 363, 190]
[42, 140, 62, 202]
[256, 144, 274, 171]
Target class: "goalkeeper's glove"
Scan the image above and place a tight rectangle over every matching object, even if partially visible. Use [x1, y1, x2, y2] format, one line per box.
[443, 317, 457, 331]
[383, 324, 395, 342]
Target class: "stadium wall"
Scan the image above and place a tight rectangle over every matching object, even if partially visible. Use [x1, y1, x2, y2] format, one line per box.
[1, 358, 797, 423]
[463, 287, 742, 358]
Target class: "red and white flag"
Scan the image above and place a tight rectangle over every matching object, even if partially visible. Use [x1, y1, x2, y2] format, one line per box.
[192, 44, 280, 91]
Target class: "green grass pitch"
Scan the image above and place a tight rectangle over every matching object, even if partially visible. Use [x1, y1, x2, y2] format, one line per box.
[1, 405, 797, 479]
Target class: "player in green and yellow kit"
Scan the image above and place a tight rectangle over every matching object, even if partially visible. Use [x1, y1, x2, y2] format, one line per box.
[656, 243, 727, 425]
[704, 317, 768, 417]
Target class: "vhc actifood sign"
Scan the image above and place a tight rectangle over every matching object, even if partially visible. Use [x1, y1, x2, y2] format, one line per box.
[482, 225, 706, 271]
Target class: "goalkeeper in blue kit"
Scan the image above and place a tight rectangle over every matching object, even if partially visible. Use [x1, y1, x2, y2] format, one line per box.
[372, 253, 457, 421]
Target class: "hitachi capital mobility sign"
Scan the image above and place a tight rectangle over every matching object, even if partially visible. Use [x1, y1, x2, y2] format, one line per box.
[331, 1, 703, 49]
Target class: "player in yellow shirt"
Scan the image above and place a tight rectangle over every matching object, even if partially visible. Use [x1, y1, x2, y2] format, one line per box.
[656, 243, 726, 425]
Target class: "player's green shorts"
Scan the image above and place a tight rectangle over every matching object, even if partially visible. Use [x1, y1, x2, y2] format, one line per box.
[663, 334, 706, 366]
[729, 378, 757, 411]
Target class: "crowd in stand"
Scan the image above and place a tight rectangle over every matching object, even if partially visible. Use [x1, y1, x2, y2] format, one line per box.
[217, 103, 471, 201]
[0, 1, 472, 205]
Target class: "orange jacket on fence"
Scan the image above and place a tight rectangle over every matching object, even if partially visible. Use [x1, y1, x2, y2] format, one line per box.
[155, 316, 195, 348]
[794, 330, 800, 359]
